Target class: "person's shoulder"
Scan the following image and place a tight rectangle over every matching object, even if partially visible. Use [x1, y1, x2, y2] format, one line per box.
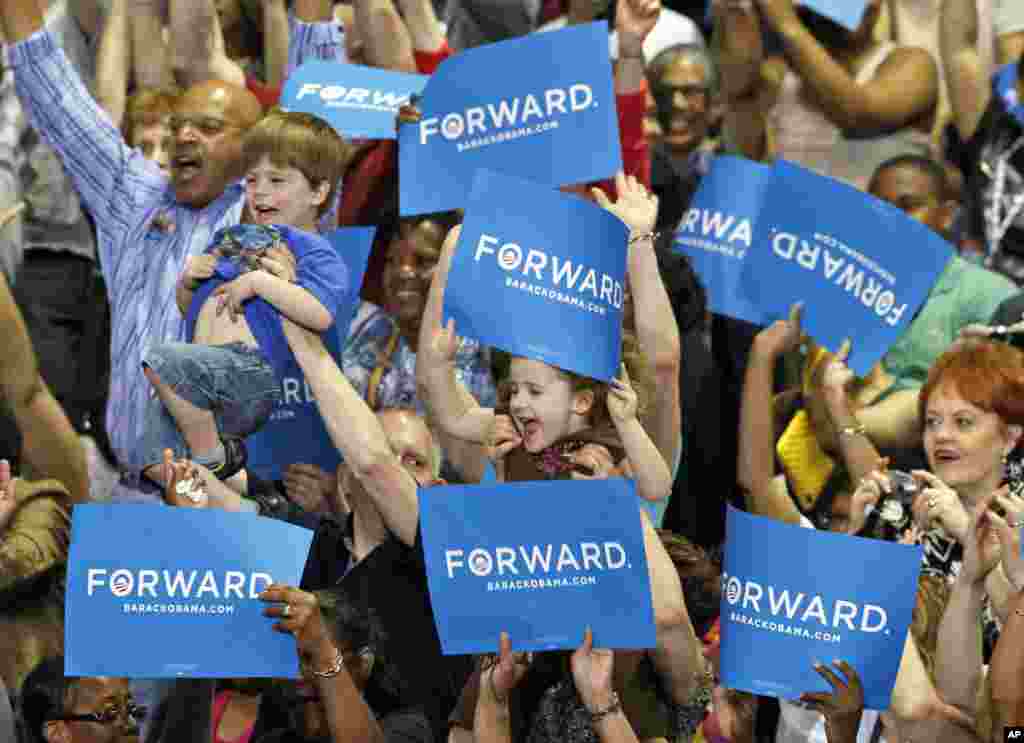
[956, 255, 1018, 293]
[278, 225, 331, 256]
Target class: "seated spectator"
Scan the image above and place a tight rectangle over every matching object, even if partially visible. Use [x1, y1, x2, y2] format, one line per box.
[718, 0, 938, 188]
[18, 656, 144, 743]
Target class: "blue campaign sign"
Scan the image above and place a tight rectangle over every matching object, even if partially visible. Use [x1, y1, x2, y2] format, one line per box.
[720, 506, 921, 710]
[800, 0, 870, 31]
[246, 227, 375, 481]
[398, 22, 621, 216]
[281, 62, 428, 140]
[419, 478, 655, 655]
[444, 169, 628, 381]
[745, 160, 952, 375]
[673, 155, 772, 324]
[65, 505, 314, 678]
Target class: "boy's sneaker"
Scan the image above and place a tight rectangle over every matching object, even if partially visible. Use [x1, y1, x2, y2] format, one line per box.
[208, 437, 248, 481]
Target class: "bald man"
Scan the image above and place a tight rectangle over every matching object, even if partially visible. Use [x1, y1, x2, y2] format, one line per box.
[0, 2, 274, 502]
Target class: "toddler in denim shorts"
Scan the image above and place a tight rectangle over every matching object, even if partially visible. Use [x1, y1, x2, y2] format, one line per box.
[140, 223, 349, 484]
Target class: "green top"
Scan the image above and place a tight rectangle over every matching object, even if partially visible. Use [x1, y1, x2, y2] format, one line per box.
[883, 256, 1016, 388]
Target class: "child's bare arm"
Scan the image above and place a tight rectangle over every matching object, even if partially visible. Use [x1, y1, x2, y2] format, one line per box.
[608, 364, 671, 503]
[213, 270, 332, 331]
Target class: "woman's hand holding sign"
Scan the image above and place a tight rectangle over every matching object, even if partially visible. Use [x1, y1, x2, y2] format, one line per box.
[260, 585, 340, 676]
[480, 632, 532, 706]
[570, 627, 617, 715]
[799, 660, 865, 743]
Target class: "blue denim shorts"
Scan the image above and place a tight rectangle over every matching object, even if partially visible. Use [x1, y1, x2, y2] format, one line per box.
[140, 342, 280, 471]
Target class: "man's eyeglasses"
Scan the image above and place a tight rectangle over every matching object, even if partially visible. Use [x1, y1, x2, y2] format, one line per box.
[652, 84, 709, 105]
[168, 115, 235, 136]
[49, 702, 147, 725]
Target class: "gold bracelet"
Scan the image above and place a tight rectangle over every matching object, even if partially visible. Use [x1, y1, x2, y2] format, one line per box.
[838, 424, 867, 439]
[311, 649, 345, 679]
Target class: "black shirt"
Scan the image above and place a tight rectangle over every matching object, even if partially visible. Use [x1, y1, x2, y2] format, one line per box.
[953, 92, 1024, 283]
[298, 513, 472, 741]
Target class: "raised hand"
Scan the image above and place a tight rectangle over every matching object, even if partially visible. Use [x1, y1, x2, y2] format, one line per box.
[799, 660, 864, 743]
[162, 449, 209, 509]
[606, 362, 639, 426]
[481, 632, 532, 705]
[960, 491, 1002, 585]
[753, 302, 805, 359]
[570, 627, 616, 713]
[616, 0, 661, 55]
[591, 172, 658, 236]
[260, 584, 340, 675]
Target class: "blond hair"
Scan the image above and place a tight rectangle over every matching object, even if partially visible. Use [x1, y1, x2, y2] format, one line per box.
[123, 86, 181, 144]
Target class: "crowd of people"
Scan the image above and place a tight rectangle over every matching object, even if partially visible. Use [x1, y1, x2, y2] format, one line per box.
[1, 0, 1024, 741]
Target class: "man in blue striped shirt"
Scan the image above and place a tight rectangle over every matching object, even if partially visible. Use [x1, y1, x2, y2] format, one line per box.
[0, 2, 271, 503]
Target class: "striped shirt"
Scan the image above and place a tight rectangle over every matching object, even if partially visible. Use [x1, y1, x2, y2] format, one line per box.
[8, 18, 349, 501]
[7, 31, 246, 497]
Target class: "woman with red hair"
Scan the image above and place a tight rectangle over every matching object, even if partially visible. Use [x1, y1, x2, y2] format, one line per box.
[848, 339, 1024, 625]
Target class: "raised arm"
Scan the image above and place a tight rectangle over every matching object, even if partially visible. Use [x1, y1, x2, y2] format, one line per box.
[592, 174, 681, 472]
[817, 343, 887, 485]
[395, 0, 446, 53]
[416, 225, 497, 445]
[642, 509, 704, 705]
[2, 0, 168, 271]
[0, 273, 88, 504]
[935, 495, 997, 715]
[95, 0, 130, 128]
[170, 0, 245, 87]
[262, 0, 290, 88]
[131, 0, 176, 90]
[713, 0, 770, 160]
[941, 0, 990, 143]
[737, 304, 804, 525]
[757, 0, 938, 132]
[261, 586, 387, 743]
[283, 319, 419, 546]
[353, 0, 416, 72]
[615, 0, 660, 96]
